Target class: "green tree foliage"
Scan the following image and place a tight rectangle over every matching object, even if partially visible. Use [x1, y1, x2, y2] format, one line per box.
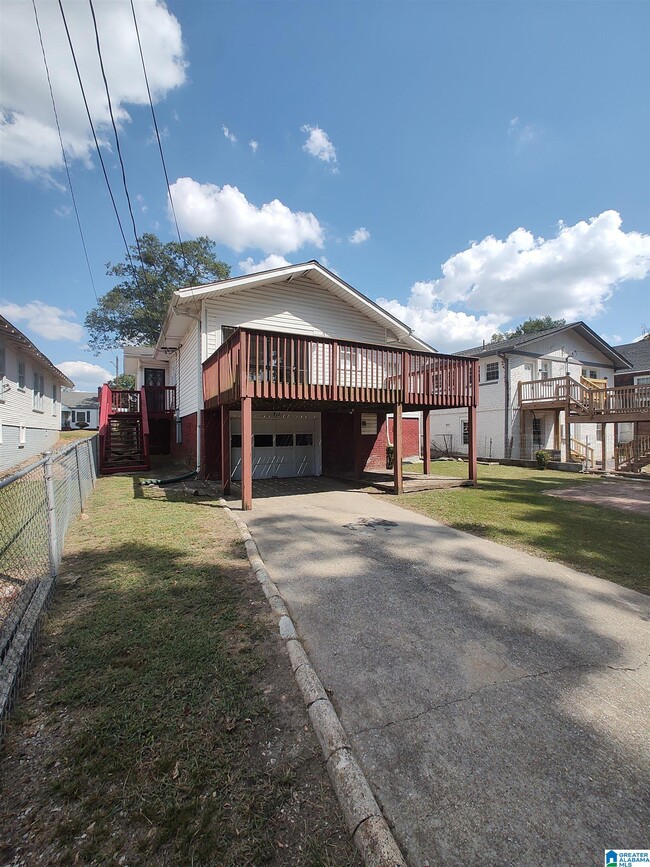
[108, 373, 135, 390]
[490, 316, 566, 344]
[85, 234, 230, 352]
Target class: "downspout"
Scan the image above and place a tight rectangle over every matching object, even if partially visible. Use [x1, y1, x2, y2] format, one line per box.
[498, 352, 510, 458]
[171, 296, 203, 476]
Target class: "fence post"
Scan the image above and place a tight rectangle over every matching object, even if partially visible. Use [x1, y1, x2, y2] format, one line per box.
[88, 436, 97, 489]
[74, 443, 85, 512]
[44, 451, 58, 578]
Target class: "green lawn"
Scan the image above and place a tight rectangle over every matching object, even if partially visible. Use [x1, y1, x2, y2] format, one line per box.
[396, 461, 649, 594]
[0, 476, 358, 866]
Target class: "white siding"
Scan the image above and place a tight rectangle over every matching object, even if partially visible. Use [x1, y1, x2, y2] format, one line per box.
[178, 321, 201, 418]
[204, 275, 390, 359]
[0, 341, 62, 432]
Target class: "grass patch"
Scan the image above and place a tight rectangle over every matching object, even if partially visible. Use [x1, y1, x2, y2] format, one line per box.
[0, 476, 358, 866]
[396, 461, 649, 594]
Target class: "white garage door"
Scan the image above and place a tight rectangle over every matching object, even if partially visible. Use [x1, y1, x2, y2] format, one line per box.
[230, 412, 321, 480]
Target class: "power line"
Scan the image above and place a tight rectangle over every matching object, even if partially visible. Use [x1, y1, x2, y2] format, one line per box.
[31, 0, 98, 301]
[129, 0, 188, 267]
[57, 0, 138, 279]
[87, 0, 146, 273]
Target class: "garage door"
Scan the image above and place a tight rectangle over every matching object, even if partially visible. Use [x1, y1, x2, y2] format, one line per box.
[230, 412, 321, 480]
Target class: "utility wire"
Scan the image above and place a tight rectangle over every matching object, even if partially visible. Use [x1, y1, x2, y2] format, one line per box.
[31, 0, 98, 301]
[129, 0, 188, 268]
[57, 0, 138, 279]
[87, 0, 146, 276]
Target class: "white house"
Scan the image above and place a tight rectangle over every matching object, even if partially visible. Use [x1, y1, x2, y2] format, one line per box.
[115, 261, 479, 505]
[428, 322, 634, 469]
[0, 315, 74, 473]
[61, 391, 100, 430]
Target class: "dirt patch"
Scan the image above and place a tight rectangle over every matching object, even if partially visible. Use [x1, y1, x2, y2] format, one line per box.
[546, 480, 650, 516]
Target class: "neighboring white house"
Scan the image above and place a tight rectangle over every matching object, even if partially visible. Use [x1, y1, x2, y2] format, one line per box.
[428, 322, 632, 467]
[0, 314, 74, 473]
[61, 391, 100, 430]
[121, 260, 474, 491]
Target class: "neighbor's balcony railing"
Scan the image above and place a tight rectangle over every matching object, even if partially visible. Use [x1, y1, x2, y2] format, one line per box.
[519, 375, 650, 416]
[202, 328, 477, 408]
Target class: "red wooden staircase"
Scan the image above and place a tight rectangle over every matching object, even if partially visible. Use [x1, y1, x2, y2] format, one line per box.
[99, 385, 150, 473]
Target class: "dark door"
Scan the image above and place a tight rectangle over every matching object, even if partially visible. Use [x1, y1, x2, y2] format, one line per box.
[144, 368, 165, 387]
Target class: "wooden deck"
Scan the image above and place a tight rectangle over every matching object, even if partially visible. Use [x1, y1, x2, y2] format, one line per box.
[203, 327, 478, 410]
[519, 375, 650, 423]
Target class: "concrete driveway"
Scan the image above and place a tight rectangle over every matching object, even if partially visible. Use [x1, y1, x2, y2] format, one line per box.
[239, 478, 650, 866]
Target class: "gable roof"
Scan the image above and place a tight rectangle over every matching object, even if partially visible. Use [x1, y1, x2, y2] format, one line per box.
[457, 321, 631, 368]
[0, 314, 74, 387]
[159, 260, 435, 353]
[614, 339, 650, 372]
[61, 391, 99, 410]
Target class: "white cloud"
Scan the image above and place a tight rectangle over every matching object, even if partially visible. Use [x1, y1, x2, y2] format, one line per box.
[378, 211, 650, 352]
[238, 254, 292, 275]
[508, 116, 537, 150]
[0, 300, 84, 341]
[57, 361, 112, 390]
[349, 227, 370, 245]
[377, 298, 507, 351]
[169, 177, 324, 254]
[222, 125, 237, 144]
[54, 204, 72, 218]
[0, 0, 186, 180]
[301, 124, 337, 165]
[249, 139, 258, 153]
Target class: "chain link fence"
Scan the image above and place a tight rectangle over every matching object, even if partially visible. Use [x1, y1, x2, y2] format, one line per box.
[0, 436, 97, 738]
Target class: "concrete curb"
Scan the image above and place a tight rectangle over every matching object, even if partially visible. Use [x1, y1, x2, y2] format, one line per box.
[218, 497, 407, 867]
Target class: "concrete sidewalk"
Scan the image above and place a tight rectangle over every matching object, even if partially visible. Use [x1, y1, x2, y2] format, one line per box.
[240, 478, 650, 866]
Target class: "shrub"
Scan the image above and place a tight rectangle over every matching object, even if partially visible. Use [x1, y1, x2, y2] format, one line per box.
[535, 449, 551, 469]
[386, 445, 394, 469]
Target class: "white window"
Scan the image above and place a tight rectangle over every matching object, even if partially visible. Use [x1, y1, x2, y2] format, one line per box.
[52, 383, 58, 415]
[635, 375, 650, 385]
[221, 325, 237, 344]
[596, 427, 603, 442]
[582, 368, 598, 379]
[462, 420, 469, 445]
[19, 426, 26, 446]
[18, 360, 25, 389]
[539, 362, 550, 380]
[33, 372, 44, 411]
[361, 413, 377, 435]
[72, 410, 89, 424]
[485, 361, 499, 382]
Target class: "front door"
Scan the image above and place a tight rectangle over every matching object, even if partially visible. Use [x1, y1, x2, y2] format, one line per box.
[144, 368, 165, 387]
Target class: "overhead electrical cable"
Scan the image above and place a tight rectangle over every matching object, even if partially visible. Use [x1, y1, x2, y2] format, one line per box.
[87, 0, 146, 276]
[129, 0, 188, 268]
[31, 0, 98, 301]
[57, 0, 138, 278]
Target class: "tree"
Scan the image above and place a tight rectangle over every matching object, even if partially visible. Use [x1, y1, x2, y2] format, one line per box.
[85, 234, 230, 352]
[108, 373, 135, 389]
[490, 316, 566, 344]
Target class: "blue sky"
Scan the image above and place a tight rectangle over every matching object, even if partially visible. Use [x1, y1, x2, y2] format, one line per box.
[1, 0, 649, 389]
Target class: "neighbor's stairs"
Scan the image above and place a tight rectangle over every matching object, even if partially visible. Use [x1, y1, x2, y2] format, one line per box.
[616, 434, 650, 472]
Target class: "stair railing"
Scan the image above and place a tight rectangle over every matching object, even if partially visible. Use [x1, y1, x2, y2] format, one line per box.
[570, 437, 595, 468]
[98, 384, 112, 471]
[140, 387, 151, 470]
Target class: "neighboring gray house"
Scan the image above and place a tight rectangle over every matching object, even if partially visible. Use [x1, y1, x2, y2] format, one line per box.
[0, 314, 74, 473]
[61, 391, 100, 430]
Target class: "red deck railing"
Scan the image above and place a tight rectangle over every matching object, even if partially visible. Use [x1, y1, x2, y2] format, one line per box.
[203, 328, 477, 408]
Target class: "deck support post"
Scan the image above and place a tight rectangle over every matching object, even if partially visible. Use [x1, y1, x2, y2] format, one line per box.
[468, 405, 477, 487]
[634, 421, 640, 471]
[564, 408, 572, 464]
[241, 396, 253, 510]
[614, 422, 619, 471]
[353, 408, 363, 481]
[393, 402, 403, 495]
[601, 423, 607, 472]
[519, 409, 526, 460]
[554, 410, 561, 452]
[423, 409, 431, 475]
[221, 406, 231, 495]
